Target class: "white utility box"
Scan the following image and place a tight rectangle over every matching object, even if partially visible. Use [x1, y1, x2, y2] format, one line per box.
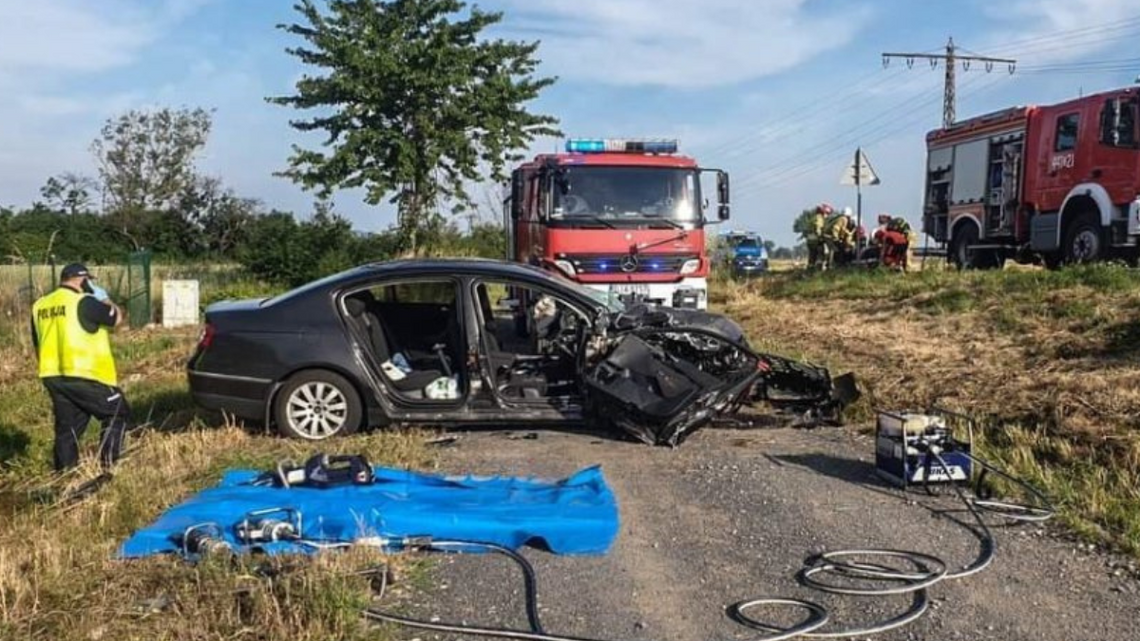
[162, 279, 200, 328]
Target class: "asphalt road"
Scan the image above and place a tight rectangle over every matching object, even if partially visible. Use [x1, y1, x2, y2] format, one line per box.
[386, 424, 1139, 641]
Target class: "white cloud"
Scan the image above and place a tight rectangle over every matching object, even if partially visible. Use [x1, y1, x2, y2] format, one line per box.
[980, 0, 1140, 64]
[0, 1, 156, 75]
[0, 0, 217, 208]
[493, 0, 871, 88]
[1002, 0, 1137, 29]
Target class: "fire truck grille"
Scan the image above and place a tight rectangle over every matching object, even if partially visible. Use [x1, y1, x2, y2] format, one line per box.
[568, 254, 697, 275]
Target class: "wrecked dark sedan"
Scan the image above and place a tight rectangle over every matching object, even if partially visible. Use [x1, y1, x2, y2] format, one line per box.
[188, 259, 856, 445]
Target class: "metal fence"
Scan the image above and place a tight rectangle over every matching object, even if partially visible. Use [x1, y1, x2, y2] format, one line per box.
[11, 251, 153, 328]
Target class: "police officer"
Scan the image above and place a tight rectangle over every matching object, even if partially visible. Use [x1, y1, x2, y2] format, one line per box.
[31, 263, 130, 471]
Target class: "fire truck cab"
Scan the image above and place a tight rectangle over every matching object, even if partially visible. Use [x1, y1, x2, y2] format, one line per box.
[924, 86, 1140, 268]
[506, 139, 729, 308]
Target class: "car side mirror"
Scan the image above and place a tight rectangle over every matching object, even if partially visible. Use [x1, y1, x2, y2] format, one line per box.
[716, 170, 730, 221]
[509, 172, 524, 220]
[555, 168, 571, 196]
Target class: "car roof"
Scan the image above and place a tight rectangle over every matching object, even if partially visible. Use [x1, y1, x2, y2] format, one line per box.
[267, 258, 599, 309]
[361, 257, 553, 279]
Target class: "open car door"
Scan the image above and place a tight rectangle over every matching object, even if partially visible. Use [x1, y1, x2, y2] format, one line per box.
[582, 306, 859, 446]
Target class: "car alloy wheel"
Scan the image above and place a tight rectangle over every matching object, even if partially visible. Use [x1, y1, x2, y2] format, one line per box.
[286, 381, 350, 438]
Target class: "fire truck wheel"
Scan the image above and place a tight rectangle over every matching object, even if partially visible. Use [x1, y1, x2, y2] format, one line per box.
[1062, 214, 1103, 265]
[950, 224, 980, 270]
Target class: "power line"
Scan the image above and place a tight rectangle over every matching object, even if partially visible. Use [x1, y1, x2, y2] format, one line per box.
[700, 66, 910, 160]
[882, 37, 1016, 127]
[736, 73, 1006, 196]
[731, 75, 942, 193]
[735, 88, 948, 194]
[977, 16, 1140, 56]
[1019, 56, 1140, 71]
[722, 70, 934, 178]
[737, 39, 1013, 195]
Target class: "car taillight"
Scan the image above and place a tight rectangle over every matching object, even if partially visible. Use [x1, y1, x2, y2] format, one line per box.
[198, 323, 216, 350]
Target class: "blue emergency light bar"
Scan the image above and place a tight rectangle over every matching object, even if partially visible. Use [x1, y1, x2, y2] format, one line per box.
[565, 138, 679, 154]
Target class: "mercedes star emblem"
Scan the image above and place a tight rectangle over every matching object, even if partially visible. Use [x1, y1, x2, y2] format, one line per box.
[619, 254, 639, 273]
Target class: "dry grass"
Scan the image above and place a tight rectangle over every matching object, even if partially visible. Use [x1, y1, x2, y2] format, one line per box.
[714, 266, 1140, 556]
[0, 327, 437, 640]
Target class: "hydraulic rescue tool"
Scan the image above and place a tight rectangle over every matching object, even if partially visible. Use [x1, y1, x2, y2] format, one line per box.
[180, 523, 232, 558]
[234, 507, 303, 544]
[269, 453, 374, 489]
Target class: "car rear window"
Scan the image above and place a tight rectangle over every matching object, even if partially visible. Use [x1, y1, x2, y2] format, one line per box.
[373, 281, 456, 304]
[262, 271, 352, 307]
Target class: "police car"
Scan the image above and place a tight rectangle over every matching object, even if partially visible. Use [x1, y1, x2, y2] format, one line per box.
[718, 231, 769, 277]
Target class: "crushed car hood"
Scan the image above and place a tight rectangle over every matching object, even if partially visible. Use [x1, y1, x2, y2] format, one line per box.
[609, 304, 748, 343]
[584, 306, 858, 446]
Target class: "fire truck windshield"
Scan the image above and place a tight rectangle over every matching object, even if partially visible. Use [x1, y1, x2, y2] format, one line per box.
[551, 167, 701, 226]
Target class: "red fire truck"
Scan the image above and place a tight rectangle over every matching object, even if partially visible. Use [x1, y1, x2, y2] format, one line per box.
[923, 86, 1140, 268]
[505, 138, 729, 308]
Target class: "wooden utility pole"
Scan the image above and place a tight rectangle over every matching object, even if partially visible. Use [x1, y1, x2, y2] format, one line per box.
[882, 37, 1016, 128]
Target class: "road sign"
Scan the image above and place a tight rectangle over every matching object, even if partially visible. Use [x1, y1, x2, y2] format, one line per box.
[841, 148, 880, 250]
[840, 148, 881, 186]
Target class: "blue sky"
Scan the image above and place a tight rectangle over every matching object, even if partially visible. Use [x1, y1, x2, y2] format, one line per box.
[2, 0, 1139, 246]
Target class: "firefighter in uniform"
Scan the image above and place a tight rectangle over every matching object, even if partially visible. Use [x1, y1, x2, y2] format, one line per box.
[822, 207, 857, 268]
[31, 263, 130, 471]
[796, 203, 831, 270]
[871, 214, 911, 271]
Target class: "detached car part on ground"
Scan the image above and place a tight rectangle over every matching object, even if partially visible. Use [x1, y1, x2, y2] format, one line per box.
[188, 259, 856, 446]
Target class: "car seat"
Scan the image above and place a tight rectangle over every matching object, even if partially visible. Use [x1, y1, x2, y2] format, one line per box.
[475, 284, 524, 371]
[344, 296, 442, 393]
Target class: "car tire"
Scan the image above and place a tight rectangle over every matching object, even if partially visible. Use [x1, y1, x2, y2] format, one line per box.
[1062, 213, 1104, 265]
[274, 370, 362, 440]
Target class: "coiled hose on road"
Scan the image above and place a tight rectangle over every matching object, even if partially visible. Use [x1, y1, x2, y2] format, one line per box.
[358, 449, 1054, 641]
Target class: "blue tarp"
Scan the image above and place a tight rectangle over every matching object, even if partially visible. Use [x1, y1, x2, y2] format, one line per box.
[120, 465, 619, 558]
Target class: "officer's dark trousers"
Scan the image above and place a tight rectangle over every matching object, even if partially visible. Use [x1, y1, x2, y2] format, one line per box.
[42, 376, 130, 471]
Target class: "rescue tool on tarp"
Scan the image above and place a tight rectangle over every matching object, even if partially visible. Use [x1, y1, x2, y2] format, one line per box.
[119, 456, 619, 559]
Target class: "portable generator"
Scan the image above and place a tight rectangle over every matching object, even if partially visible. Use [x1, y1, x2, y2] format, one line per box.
[875, 411, 972, 488]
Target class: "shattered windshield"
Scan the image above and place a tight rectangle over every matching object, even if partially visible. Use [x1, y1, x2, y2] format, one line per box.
[544, 269, 626, 313]
[551, 167, 700, 225]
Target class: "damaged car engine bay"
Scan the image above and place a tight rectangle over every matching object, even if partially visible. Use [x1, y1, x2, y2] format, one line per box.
[582, 304, 859, 446]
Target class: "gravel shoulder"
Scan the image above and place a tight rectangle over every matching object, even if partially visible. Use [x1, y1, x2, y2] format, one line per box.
[392, 425, 1138, 641]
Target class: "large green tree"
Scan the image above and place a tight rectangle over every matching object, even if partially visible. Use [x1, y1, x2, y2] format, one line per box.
[91, 107, 212, 247]
[270, 0, 559, 252]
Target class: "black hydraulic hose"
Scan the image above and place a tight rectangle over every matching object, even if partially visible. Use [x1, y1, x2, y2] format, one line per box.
[362, 540, 612, 641]
[741, 590, 929, 640]
[352, 447, 1052, 641]
[428, 541, 545, 635]
[726, 598, 830, 641]
[965, 451, 1056, 523]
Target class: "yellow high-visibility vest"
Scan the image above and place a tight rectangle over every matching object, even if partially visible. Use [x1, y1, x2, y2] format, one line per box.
[32, 287, 117, 386]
